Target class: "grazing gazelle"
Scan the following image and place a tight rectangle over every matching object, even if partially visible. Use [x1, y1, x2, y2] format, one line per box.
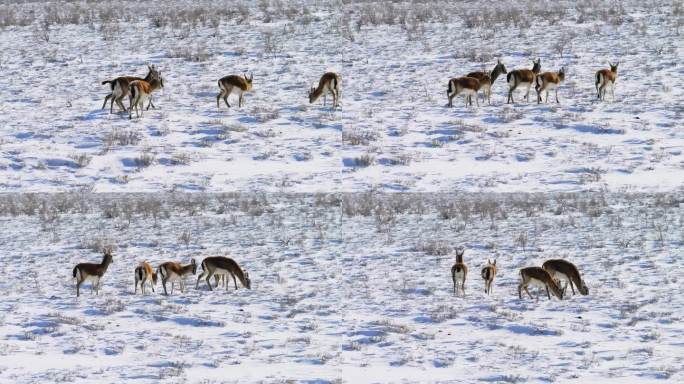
[518, 267, 564, 301]
[196, 256, 252, 291]
[447, 77, 481, 107]
[535, 68, 565, 104]
[467, 59, 508, 105]
[595, 62, 619, 101]
[72, 247, 113, 297]
[128, 69, 164, 119]
[451, 248, 468, 296]
[542, 259, 589, 296]
[157, 259, 197, 295]
[309, 72, 341, 108]
[217, 72, 253, 109]
[481, 259, 497, 295]
[134, 261, 158, 294]
[507, 58, 541, 104]
[102, 65, 160, 114]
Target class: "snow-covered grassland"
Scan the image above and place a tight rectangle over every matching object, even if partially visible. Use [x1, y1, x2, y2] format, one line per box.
[0, 0, 683, 383]
[0, 0, 682, 192]
[0, 192, 682, 383]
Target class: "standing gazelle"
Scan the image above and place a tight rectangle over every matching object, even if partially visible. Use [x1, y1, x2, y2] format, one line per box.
[217, 73, 253, 109]
[481, 259, 497, 295]
[535, 68, 565, 104]
[134, 261, 158, 294]
[507, 58, 541, 104]
[542, 259, 588, 296]
[73, 247, 113, 297]
[518, 267, 564, 301]
[595, 62, 619, 101]
[451, 248, 468, 296]
[466, 59, 507, 105]
[196, 256, 252, 291]
[128, 69, 164, 119]
[447, 77, 481, 107]
[102, 65, 160, 114]
[157, 259, 197, 295]
[309, 72, 341, 108]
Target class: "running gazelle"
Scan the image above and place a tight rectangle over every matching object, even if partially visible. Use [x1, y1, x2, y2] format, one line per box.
[157, 259, 197, 295]
[518, 266, 564, 300]
[535, 67, 565, 104]
[481, 259, 497, 295]
[466, 59, 507, 105]
[595, 62, 619, 101]
[507, 58, 541, 103]
[542, 259, 588, 296]
[451, 248, 468, 296]
[196, 256, 252, 291]
[217, 72, 253, 109]
[134, 261, 158, 294]
[309, 72, 341, 108]
[128, 69, 164, 119]
[73, 247, 113, 297]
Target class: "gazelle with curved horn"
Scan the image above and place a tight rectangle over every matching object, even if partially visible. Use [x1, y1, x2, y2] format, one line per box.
[196, 256, 252, 291]
[102, 64, 160, 113]
[128, 69, 164, 119]
[447, 77, 481, 107]
[466, 59, 507, 105]
[542, 259, 588, 296]
[309, 72, 341, 108]
[518, 266, 564, 301]
[217, 72, 253, 109]
[535, 67, 565, 104]
[507, 58, 541, 104]
[450, 248, 468, 296]
[595, 62, 619, 101]
[157, 259, 197, 295]
[72, 247, 114, 297]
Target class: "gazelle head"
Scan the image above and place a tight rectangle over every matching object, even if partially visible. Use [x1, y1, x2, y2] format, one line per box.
[308, 84, 316, 103]
[454, 247, 465, 263]
[558, 67, 566, 82]
[243, 72, 253, 84]
[609, 62, 619, 73]
[578, 280, 589, 295]
[244, 271, 252, 289]
[532, 58, 541, 74]
[495, 59, 507, 74]
[487, 259, 496, 267]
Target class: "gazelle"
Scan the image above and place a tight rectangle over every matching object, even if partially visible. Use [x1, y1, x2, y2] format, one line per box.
[102, 65, 160, 113]
[217, 72, 253, 109]
[507, 58, 541, 104]
[72, 247, 113, 297]
[157, 259, 197, 295]
[309, 72, 341, 108]
[518, 267, 564, 301]
[595, 62, 619, 101]
[466, 59, 507, 105]
[128, 69, 164, 119]
[447, 77, 481, 107]
[542, 259, 588, 296]
[196, 256, 252, 291]
[134, 261, 158, 294]
[451, 248, 468, 296]
[481, 259, 497, 295]
[535, 68, 565, 104]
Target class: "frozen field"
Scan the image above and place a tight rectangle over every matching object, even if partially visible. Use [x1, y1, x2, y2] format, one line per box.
[0, 192, 682, 383]
[0, 0, 682, 192]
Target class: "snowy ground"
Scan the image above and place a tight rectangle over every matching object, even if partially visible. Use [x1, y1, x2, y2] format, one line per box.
[0, 1, 682, 192]
[0, 192, 682, 383]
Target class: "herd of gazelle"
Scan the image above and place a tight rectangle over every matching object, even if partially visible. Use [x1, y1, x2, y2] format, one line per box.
[73, 251, 251, 297]
[101, 60, 617, 118]
[74, 248, 585, 301]
[447, 59, 619, 107]
[451, 250, 589, 300]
